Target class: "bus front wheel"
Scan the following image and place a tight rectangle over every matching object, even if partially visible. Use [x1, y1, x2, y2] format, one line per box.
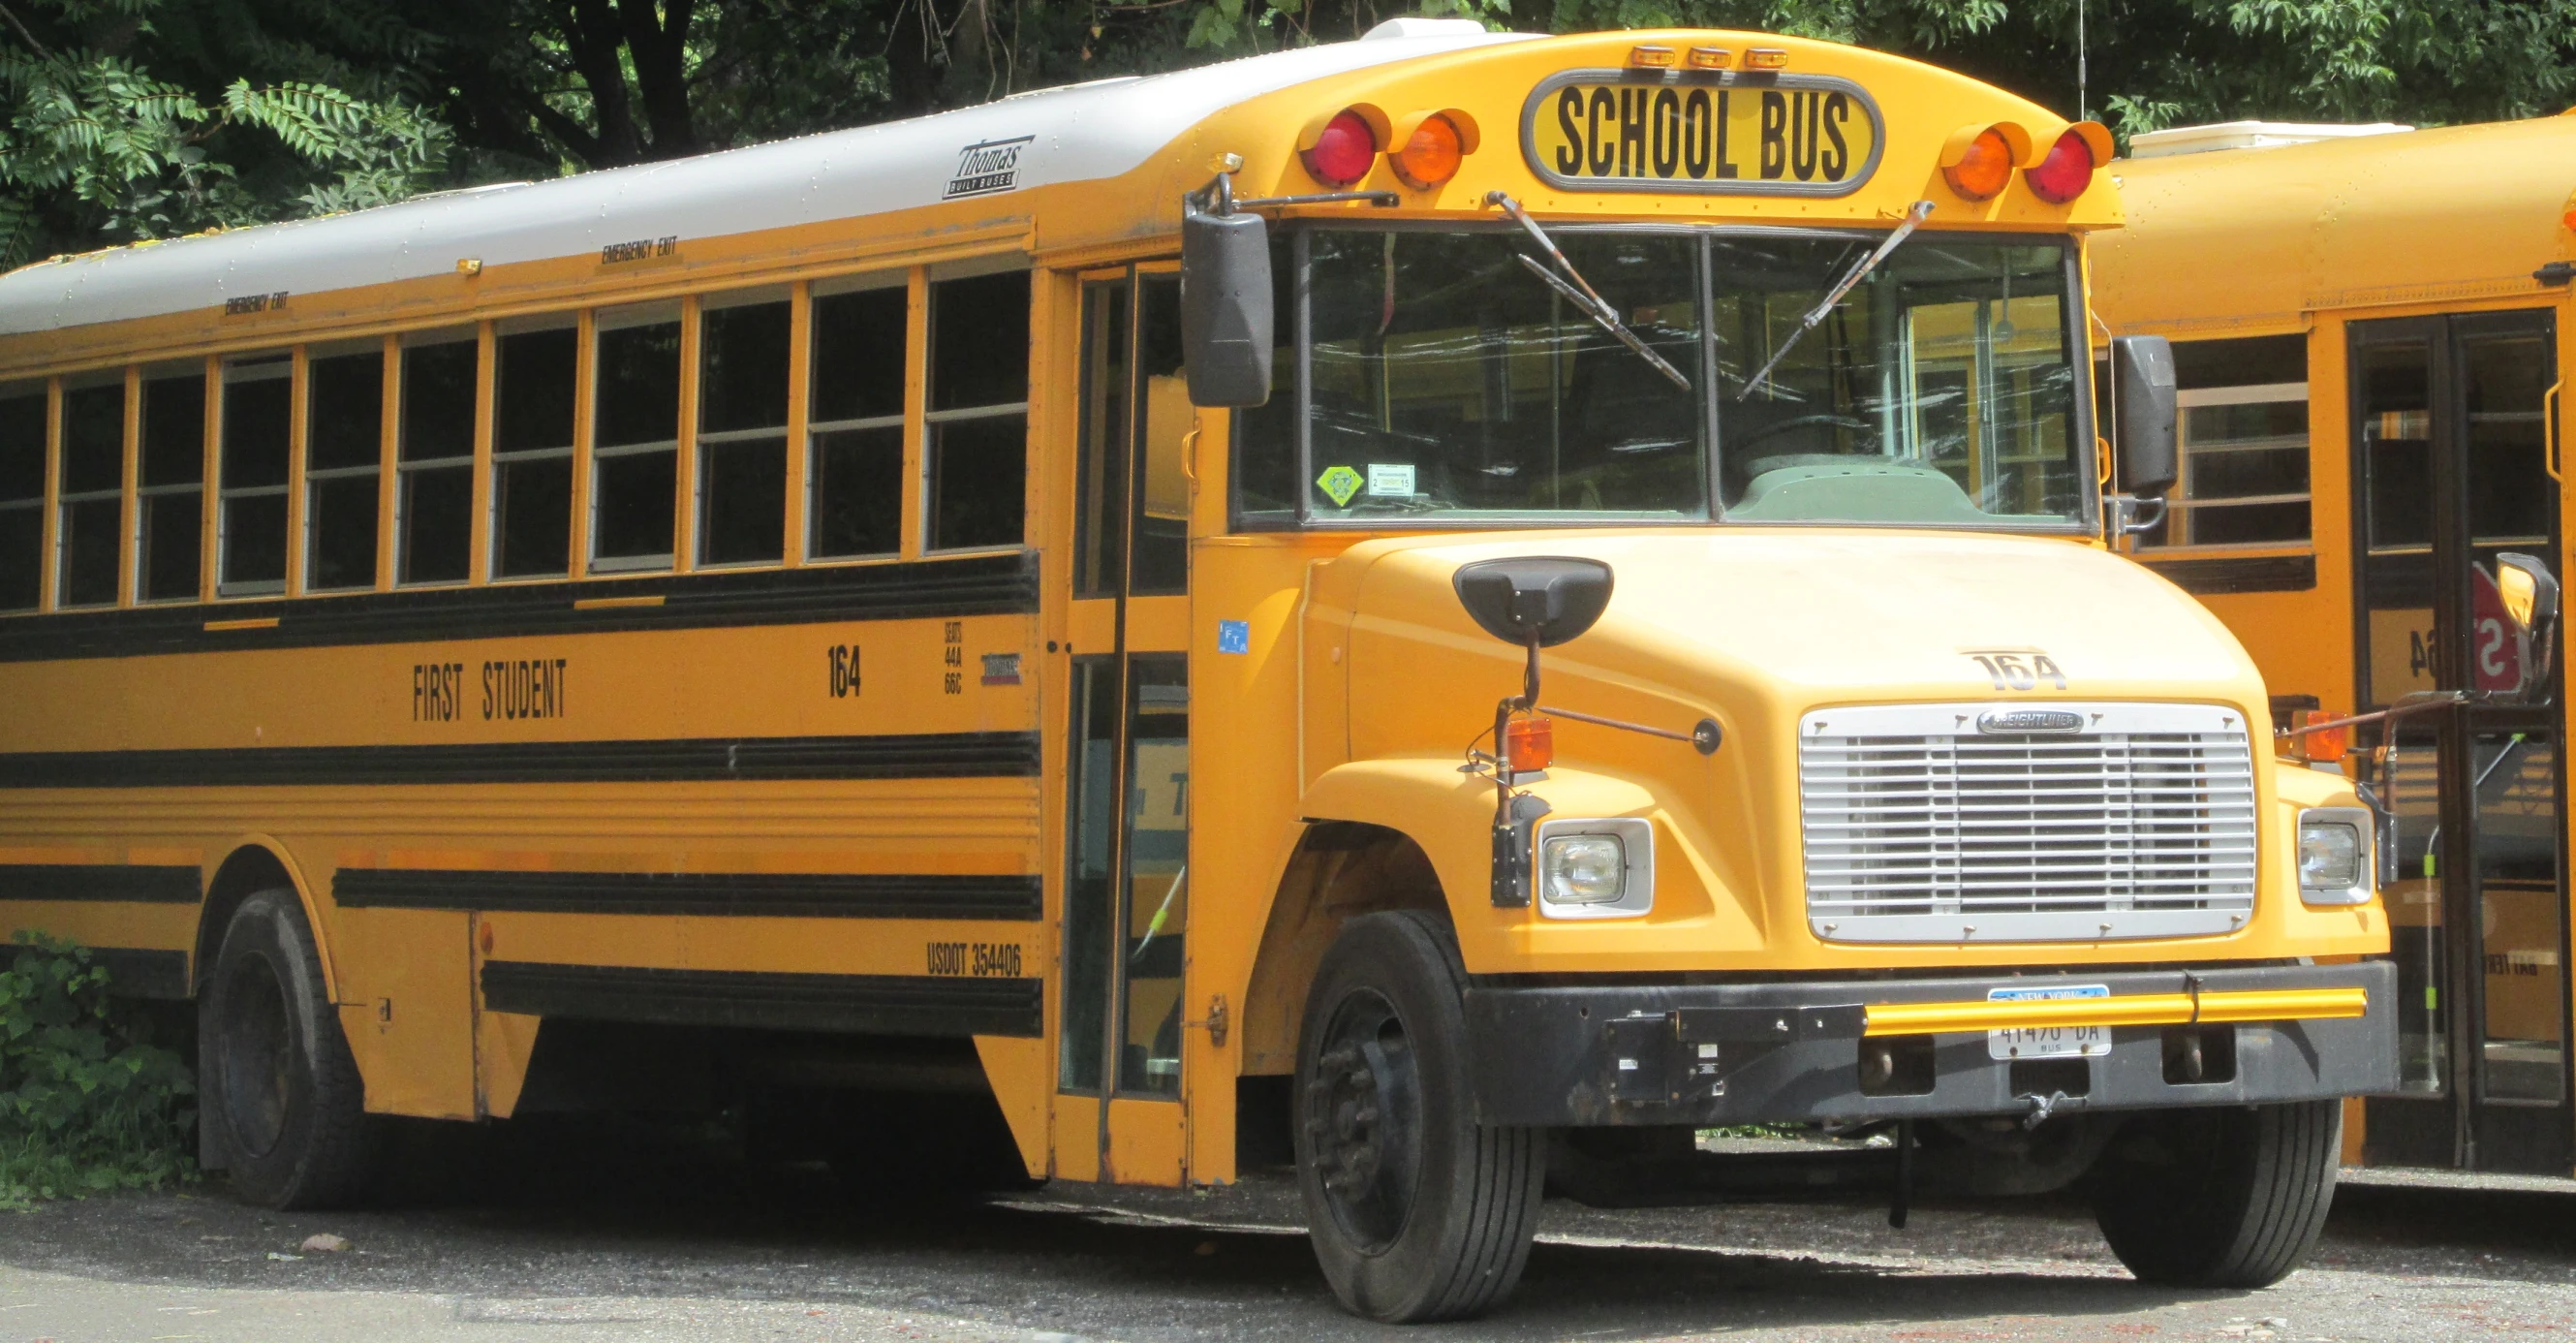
[2090, 1099, 2342, 1289]
[200, 890, 382, 1208]
[1293, 911, 1544, 1323]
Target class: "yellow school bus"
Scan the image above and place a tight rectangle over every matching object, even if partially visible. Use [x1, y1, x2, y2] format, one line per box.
[2095, 115, 2576, 1177]
[0, 19, 2403, 1320]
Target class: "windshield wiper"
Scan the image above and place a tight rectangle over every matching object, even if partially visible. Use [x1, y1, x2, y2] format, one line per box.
[1737, 200, 1936, 398]
[1486, 191, 1691, 391]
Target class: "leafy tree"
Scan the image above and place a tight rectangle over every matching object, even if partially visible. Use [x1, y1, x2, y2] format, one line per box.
[0, 0, 451, 265]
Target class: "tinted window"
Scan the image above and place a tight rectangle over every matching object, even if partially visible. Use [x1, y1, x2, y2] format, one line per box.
[0, 390, 44, 610]
[809, 285, 907, 560]
[925, 271, 1028, 550]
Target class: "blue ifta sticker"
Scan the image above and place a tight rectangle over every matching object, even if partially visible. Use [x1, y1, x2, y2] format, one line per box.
[1217, 620, 1251, 654]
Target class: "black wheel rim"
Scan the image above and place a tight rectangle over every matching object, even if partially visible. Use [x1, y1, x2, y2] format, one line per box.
[218, 952, 294, 1160]
[1304, 987, 1422, 1254]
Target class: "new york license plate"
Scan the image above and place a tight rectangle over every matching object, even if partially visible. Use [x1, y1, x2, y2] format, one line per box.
[1985, 984, 2111, 1060]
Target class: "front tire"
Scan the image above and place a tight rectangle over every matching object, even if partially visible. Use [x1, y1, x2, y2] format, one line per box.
[1293, 911, 1544, 1323]
[200, 890, 382, 1208]
[2091, 1100, 2342, 1288]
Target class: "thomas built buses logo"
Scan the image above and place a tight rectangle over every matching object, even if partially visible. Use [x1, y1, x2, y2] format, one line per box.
[945, 137, 1034, 199]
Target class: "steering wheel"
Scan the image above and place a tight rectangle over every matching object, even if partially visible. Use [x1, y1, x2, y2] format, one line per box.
[1727, 413, 1875, 455]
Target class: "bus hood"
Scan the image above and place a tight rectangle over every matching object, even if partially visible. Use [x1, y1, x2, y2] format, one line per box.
[1316, 527, 2269, 765]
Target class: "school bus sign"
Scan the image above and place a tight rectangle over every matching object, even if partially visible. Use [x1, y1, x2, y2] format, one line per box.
[1522, 70, 1882, 195]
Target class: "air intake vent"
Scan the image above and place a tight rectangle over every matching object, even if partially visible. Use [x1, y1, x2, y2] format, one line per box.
[1800, 703, 2257, 943]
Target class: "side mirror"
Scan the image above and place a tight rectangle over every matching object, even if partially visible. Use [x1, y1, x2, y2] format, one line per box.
[1452, 556, 1615, 651]
[2496, 552, 2560, 702]
[2110, 334, 2178, 499]
[1180, 205, 1273, 408]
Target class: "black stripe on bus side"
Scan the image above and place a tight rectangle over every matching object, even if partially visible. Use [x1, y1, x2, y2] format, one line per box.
[0, 863, 202, 903]
[2139, 553, 2316, 595]
[89, 948, 193, 1000]
[338, 869, 1042, 921]
[0, 550, 1037, 665]
[479, 961, 1043, 1038]
[0, 731, 1040, 789]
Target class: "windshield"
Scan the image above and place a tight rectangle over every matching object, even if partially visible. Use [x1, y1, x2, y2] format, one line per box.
[1714, 234, 2084, 525]
[1234, 227, 2090, 531]
[1304, 229, 1706, 520]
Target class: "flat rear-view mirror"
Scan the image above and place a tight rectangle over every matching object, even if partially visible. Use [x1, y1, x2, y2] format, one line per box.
[2110, 334, 2178, 499]
[1180, 205, 1273, 407]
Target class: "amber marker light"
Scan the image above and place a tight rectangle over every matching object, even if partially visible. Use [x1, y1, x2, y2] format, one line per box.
[2026, 124, 2110, 203]
[1390, 112, 1473, 190]
[1301, 109, 1379, 187]
[1687, 46, 1731, 69]
[1505, 717, 1555, 773]
[1943, 127, 2015, 201]
[1745, 48, 1788, 69]
[1629, 45, 1677, 69]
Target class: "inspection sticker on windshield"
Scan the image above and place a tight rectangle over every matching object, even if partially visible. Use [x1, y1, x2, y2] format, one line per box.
[1317, 465, 1364, 507]
[1367, 463, 1415, 497]
[1986, 984, 2110, 1061]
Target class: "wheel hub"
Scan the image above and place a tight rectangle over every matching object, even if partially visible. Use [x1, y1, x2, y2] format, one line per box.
[1304, 990, 1419, 1252]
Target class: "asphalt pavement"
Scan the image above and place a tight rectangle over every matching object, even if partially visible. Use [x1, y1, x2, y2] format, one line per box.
[2, 1119, 2571, 1342]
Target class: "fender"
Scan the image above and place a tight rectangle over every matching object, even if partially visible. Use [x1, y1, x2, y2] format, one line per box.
[1300, 757, 1758, 973]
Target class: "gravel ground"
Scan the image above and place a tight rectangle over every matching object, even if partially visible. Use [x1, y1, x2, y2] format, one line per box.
[2, 1120, 2572, 1342]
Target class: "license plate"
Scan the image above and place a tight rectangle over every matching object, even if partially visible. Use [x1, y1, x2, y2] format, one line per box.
[1985, 984, 2111, 1060]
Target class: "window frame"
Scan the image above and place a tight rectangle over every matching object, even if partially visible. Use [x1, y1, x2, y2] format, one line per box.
[804, 272, 910, 565]
[216, 352, 295, 598]
[921, 263, 1032, 555]
[489, 315, 581, 581]
[299, 338, 389, 593]
[133, 361, 209, 605]
[589, 299, 685, 574]
[395, 328, 481, 588]
[0, 381, 47, 614]
[693, 285, 794, 570]
[2143, 379, 2315, 551]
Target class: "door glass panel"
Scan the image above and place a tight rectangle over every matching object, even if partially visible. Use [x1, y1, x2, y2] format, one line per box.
[1073, 279, 1131, 600]
[2357, 338, 2436, 705]
[1118, 662, 1188, 1097]
[2462, 334, 2550, 550]
[1060, 658, 1118, 1094]
[2473, 733, 2564, 1105]
[2385, 725, 2447, 1092]
[1132, 275, 1189, 596]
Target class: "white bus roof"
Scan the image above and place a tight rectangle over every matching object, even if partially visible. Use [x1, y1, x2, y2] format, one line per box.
[2125, 120, 2411, 159]
[0, 21, 1528, 336]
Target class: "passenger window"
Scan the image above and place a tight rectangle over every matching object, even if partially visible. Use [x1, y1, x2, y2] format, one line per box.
[0, 387, 43, 611]
[305, 347, 383, 592]
[398, 335, 478, 585]
[2139, 334, 2310, 548]
[926, 270, 1029, 550]
[697, 293, 790, 566]
[492, 324, 576, 578]
[218, 355, 293, 596]
[57, 380, 124, 608]
[139, 367, 207, 603]
[808, 282, 906, 559]
[593, 305, 681, 569]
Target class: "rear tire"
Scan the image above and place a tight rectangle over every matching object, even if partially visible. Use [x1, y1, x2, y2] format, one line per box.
[200, 890, 382, 1208]
[2091, 1100, 2342, 1288]
[1293, 911, 1544, 1323]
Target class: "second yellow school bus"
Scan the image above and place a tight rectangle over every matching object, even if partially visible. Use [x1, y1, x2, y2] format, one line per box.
[0, 19, 2397, 1320]
[2094, 114, 2576, 1177]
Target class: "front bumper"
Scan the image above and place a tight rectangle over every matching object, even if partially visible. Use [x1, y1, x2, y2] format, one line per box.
[1462, 960, 2397, 1127]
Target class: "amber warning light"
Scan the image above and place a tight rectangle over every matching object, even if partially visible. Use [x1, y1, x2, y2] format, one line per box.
[1505, 717, 1555, 773]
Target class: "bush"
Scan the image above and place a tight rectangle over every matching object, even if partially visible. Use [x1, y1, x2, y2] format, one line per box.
[0, 932, 196, 1207]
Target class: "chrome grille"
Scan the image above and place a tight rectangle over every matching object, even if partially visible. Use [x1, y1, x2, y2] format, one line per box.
[1800, 703, 2258, 943]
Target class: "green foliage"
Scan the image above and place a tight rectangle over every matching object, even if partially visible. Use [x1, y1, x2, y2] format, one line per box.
[0, 931, 196, 1209]
[0, 0, 451, 266]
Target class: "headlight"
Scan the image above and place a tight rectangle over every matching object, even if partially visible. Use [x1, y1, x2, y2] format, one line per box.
[1533, 817, 1654, 919]
[1542, 834, 1626, 904]
[2297, 807, 2372, 906]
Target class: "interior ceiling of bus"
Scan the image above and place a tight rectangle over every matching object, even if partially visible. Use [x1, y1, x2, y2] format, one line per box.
[0, 23, 1533, 337]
